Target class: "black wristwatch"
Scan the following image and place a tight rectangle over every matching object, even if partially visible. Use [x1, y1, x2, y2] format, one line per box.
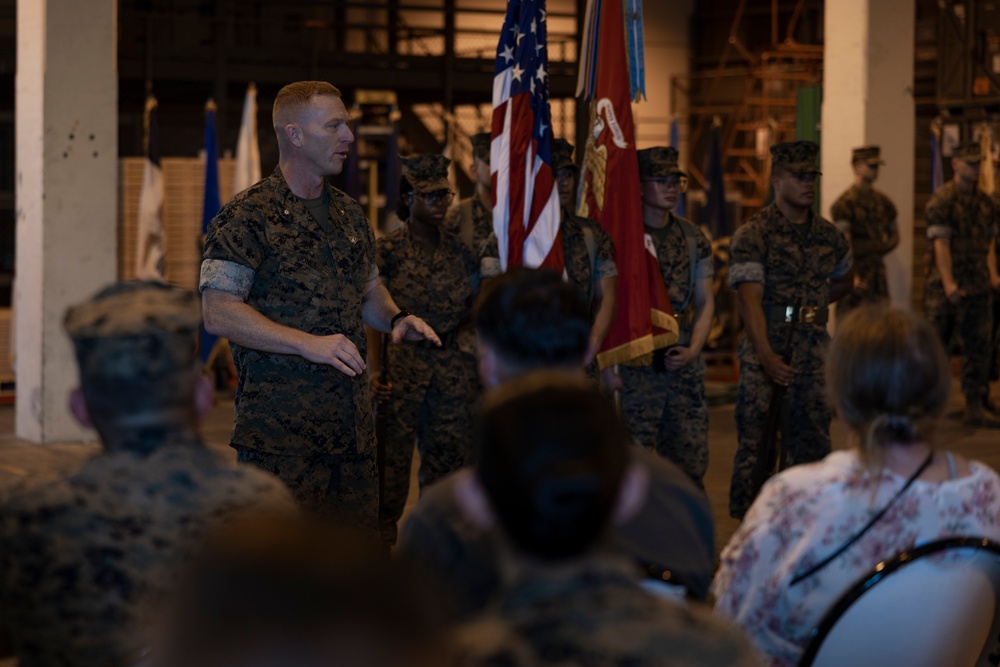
[390, 310, 410, 329]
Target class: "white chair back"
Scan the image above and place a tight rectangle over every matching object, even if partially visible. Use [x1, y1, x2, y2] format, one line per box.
[798, 537, 1000, 667]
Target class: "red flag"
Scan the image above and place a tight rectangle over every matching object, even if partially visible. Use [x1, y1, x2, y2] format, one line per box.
[491, 0, 563, 272]
[578, 0, 676, 368]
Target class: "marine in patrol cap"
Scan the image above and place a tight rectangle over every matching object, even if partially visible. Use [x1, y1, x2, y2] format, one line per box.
[400, 154, 452, 193]
[952, 142, 982, 162]
[851, 145, 885, 165]
[65, 281, 202, 418]
[770, 140, 822, 175]
[470, 132, 491, 163]
[551, 138, 578, 173]
[637, 146, 686, 179]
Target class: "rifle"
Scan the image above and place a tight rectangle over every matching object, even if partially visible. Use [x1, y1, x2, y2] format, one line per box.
[748, 308, 797, 499]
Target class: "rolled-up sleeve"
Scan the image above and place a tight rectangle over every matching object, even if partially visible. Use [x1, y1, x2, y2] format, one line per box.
[729, 225, 765, 288]
[199, 259, 255, 298]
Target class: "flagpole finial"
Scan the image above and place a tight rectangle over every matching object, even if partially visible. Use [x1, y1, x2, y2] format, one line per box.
[206, 98, 217, 113]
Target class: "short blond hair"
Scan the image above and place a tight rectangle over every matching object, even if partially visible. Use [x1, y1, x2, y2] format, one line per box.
[272, 81, 342, 135]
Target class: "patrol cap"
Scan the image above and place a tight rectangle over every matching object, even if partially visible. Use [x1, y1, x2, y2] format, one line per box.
[952, 142, 982, 162]
[400, 154, 452, 193]
[470, 132, 491, 163]
[551, 138, 578, 173]
[770, 140, 822, 175]
[65, 281, 201, 386]
[851, 145, 885, 165]
[637, 146, 686, 179]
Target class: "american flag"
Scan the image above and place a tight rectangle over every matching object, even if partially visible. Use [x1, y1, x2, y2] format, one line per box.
[491, 0, 563, 272]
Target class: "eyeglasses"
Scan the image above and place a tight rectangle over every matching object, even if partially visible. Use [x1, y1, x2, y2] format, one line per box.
[789, 171, 819, 182]
[415, 190, 455, 206]
[643, 176, 688, 192]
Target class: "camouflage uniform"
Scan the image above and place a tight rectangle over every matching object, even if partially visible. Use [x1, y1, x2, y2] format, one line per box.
[480, 138, 617, 310]
[445, 132, 495, 254]
[0, 282, 294, 667]
[925, 178, 998, 408]
[450, 555, 763, 667]
[377, 155, 480, 544]
[201, 167, 380, 533]
[620, 147, 713, 486]
[729, 142, 852, 519]
[831, 185, 897, 316]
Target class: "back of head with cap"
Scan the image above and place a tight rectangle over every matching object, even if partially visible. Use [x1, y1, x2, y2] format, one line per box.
[64, 281, 203, 450]
[474, 372, 630, 561]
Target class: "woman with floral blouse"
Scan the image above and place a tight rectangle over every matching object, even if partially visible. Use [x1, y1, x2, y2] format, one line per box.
[712, 305, 1000, 667]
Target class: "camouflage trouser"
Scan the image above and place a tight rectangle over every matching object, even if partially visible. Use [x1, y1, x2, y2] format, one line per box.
[619, 358, 709, 487]
[925, 285, 994, 404]
[836, 256, 888, 319]
[380, 344, 478, 544]
[729, 362, 831, 519]
[235, 445, 379, 537]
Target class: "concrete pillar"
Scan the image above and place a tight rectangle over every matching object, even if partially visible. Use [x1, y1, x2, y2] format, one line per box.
[821, 0, 915, 310]
[16, 0, 118, 442]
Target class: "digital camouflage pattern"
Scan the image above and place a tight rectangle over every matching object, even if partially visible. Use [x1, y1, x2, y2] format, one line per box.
[551, 138, 578, 172]
[561, 210, 617, 303]
[0, 444, 295, 667]
[637, 146, 685, 178]
[450, 556, 764, 667]
[620, 214, 713, 486]
[480, 211, 617, 308]
[728, 204, 851, 518]
[643, 215, 713, 317]
[925, 181, 997, 296]
[400, 154, 452, 193]
[770, 140, 821, 174]
[470, 132, 491, 162]
[445, 194, 494, 255]
[851, 145, 885, 165]
[201, 167, 379, 531]
[376, 225, 480, 542]
[619, 360, 709, 486]
[925, 181, 999, 403]
[831, 185, 898, 315]
[65, 282, 204, 454]
[925, 292, 994, 403]
[729, 361, 833, 518]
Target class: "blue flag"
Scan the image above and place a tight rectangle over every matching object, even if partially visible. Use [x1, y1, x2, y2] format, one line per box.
[670, 119, 686, 218]
[703, 123, 728, 239]
[200, 101, 221, 367]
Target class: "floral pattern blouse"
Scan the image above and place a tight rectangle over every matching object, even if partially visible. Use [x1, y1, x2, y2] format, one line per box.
[712, 449, 1000, 667]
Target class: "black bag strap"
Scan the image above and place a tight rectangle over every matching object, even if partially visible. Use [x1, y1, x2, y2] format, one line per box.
[789, 451, 934, 586]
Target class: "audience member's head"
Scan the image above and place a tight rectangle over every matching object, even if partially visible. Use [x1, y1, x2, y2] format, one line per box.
[474, 267, 590, 386]
[64, 281, 212, 453]
[827, 305, 950, 468]
[457, 372, 645, 562]
[155, 515, 447, 667]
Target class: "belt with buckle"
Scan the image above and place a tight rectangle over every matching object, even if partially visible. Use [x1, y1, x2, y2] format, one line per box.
[765, 304, 828, 325]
